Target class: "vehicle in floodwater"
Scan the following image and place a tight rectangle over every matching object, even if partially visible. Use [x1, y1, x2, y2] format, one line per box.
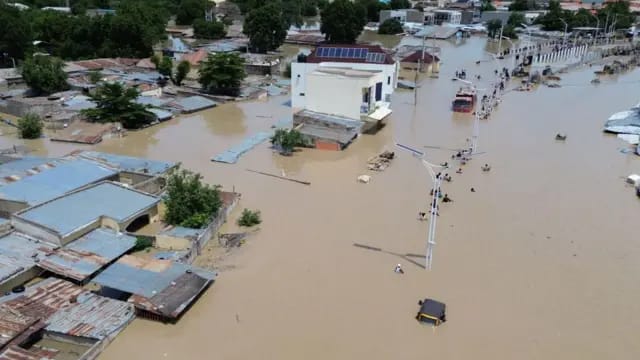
[416, 298, 447, 326]
[452, 86, 476, 113]
[604, 102, 640, 135]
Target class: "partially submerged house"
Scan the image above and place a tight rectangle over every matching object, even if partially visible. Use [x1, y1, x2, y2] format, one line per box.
[12, 181, 160, 246]
[93, 255, 216, 322]
[293, 110, 363, 151]
[400, 50, 441, 74]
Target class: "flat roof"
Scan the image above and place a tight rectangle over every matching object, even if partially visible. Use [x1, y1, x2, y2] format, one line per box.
[313, 67, 380, 78]
[0, 232, 54, 285]
[0, 156, 64, 185]
[93, 255, 216, 319]
[16, 182, 159, 237]
[0, 278, 134, 340]
[76, 151, 176, 176]
[0, 158, 118, 205]
[37, 228, 136, 282]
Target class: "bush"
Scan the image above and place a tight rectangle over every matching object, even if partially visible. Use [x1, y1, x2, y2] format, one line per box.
[271, 128, 305, 155]
[17, 113, 43, 139]
[193, 18, 226, 40]
[133, 236, 153, 251]
[20, 55, 68, 95]
[237, 209, 261, 227]
[378, 19, 403, 35]
[164, 167, 222, 228]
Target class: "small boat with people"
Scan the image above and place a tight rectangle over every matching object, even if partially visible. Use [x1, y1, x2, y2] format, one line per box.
[451, 86, 476, 113]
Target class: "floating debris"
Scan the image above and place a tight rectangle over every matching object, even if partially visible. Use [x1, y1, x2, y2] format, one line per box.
[246, 169, 311, 185]
[367, 151, 395, 171]
[357, 175, 371, 183]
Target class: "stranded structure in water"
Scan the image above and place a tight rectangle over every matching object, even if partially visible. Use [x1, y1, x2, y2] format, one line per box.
[452, 86, 477, 113]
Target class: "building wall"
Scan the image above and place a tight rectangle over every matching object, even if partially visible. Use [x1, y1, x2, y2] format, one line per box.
[12, 217, 63, 245]
[155, 234, 191, 250]
[305, 71, 383, 120]
[315, 140, 341, 151]
[0, 199, 29, 218]
[0, 267, 43, 294]
[292, 61, 398, 112]
[117, 171, 153, 186]
[140, 87, 162, 97]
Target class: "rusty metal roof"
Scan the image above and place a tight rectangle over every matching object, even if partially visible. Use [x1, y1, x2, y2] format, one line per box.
[0, 345, 57, 360]
[93, 255, 216, 320]
[0, 278, 134, 340]
[0, 232, 54, 286]
[0, 307, 40, 349]
[37, 228, 136, 282]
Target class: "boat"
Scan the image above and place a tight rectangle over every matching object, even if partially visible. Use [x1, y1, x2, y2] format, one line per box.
[451, 86, 476, 113]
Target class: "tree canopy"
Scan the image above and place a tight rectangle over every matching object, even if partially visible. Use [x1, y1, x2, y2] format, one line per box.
[378, 19, 404, 35]
[175, 60, 191, 85]
[0, 4, 33, 62]
[17, 114, 43, 139]
[193, 18, 226, 40]
[480, 0, 496, 12]
[355, 0, 390, 22]
[176, 0, 209, 25]
[21, 56, 69, 95]
[271, 128, 305, 155]
[83, 82, 154, 129]
[389, 0, 411, 9]
[509, 0, 538, 11]
[486, 19, 502, 39]
[199, 53, 246, 96]
[321, 0, 366, 44]
[243, 2, 288, 53]
[164, 168, 222, 228]
[535, 1, 633, 31]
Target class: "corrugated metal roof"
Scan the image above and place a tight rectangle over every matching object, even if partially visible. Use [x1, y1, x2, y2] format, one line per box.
[148, 108, 173, 121]
[160, 226, 201, 239]
[0, 306, 40, 348]
[37, 228, 136, 282]
[77, 151, 175, 176]
[0, 159, 118, 206]
[0, 345, 57, 360]
[135, 96, 171, 107]
[93, 255, 215, 319]
[0, 157, 66, 186]
[0, 278, 134, 340]
[172, 96, 217, 113]
[0, 232, 54, 284]
[16, 182, 159, 237]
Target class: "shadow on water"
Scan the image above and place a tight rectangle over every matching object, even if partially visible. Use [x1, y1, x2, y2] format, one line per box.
[353, 242, 427, 269]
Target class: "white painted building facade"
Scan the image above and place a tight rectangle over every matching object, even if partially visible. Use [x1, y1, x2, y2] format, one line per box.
[291, 61, 399, 112]
[304, 67, 386, 120]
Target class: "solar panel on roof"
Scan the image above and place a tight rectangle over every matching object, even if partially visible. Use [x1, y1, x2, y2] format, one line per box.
[347, 48, 355, 58]
[316, 47, 326, 57]
[360, 49, 369, 58]
[335, 48, 343, 57]
[329, 48, 337, 57]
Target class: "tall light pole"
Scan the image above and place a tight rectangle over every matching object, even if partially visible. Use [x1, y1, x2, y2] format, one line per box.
[560, 18, 568, 48]
[589, 12, 600, 46]
[500, 35, 516, 70]
[395, 143, 444, 271]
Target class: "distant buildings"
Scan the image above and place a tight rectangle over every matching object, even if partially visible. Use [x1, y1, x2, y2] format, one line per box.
[433, 9, 462, 25]
[379, 9, 425, 24]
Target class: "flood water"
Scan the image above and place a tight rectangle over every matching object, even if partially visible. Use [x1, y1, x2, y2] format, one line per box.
[2, 36, 640, 359]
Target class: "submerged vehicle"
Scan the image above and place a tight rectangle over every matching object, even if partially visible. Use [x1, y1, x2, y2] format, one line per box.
[416, 298, 446, 326]
[451, 86, 476, 113]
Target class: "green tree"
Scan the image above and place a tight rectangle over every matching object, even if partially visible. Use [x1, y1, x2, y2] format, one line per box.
[176, 0, 209, 25]
[237, 209, 262, 227]
[486, 19, 502, 38]
[378, 19, 403, 34]
[389, 0, 410, 9]
[598, 1, 633, 30]
[507, 12, 526, 27]
[158, 56, 173, 77]
[133, 236, 153, 251]
[535, 1, 572, 31]
[0, 4, 33, 61]
[271, 128, 305, 155]
[571, 8, 595, 28]
[174, 60, 191, 85]
[164, 168, 222, 228]
[244, 3, 288, 53]
[83, 82, 153, 129]
[316, 0, 329, 11]
[480, 0, 495, 12]
[509, 0, 536, 11]
[17, 114, 43, 139]
[199, 53, 246, 96]
[321, 0, 366, 43]
[193, 18, 227, 39]
[21, 56, 69, 96]
[88, 70, 103, 84]
[302, 0, 318, 16]
[356, 0, 388, 23]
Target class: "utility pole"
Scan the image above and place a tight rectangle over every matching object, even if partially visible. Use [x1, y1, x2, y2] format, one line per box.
[395, 143, 444, 271]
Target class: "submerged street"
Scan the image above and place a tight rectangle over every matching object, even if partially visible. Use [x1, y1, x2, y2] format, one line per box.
[2, 36, 639, 359]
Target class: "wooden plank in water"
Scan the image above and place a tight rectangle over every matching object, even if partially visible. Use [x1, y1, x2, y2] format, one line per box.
[246, 169, 311, 186]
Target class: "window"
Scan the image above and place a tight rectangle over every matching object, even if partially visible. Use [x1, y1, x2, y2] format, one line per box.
[299, 93, 305, 96]
[375, 82, 382, 101]
[387, 76, 391, 85]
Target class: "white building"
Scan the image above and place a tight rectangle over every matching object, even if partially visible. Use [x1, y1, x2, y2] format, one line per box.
[291, 44, 399, 113]
[433, 9, 462, 25]
[305, 67, 387, 120]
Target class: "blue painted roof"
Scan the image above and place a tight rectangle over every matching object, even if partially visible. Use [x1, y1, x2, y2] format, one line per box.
[173, 96, 217, 113]
[0, 157, 63, 183]
[93, 255, 216, 298]
[17, 182, 159, 236]
[0, 232, 53, 283]
[148, 108, 173, 121]
[78, 151, 175, 175]
[135, 96, 170, 107]
[63, 95, 96, 111]
[37, 228, 136, 281]
[0, 159, 118, 205]
[212, 132, 271, 164]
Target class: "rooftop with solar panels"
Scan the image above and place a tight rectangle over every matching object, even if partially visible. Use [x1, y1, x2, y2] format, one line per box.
[305, 44, 395, 65]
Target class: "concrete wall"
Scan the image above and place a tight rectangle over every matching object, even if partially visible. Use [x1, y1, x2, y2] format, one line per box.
[132, 176, 166, 195]
[155, 234, 191, 250]
[0, 199, 29, 218]
[305, 71, 384, 120]
[292, 61, 398, 112]
[0, 98, 62, 118]
[380, 9, 424, 24]
[118, 171, 153, 186]
[12, 216, 63, 245]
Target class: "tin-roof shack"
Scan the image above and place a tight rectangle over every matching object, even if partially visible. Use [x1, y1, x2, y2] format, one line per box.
[93, 255, 216, 322]
[0, 232, 55, 294]
[12, 181, 160, 246]
[37, 228, 136, 283]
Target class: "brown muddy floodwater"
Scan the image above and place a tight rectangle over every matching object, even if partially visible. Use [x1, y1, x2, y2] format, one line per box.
[2, 37, 640, 359]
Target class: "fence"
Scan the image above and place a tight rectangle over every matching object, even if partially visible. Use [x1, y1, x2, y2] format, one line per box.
[531, 44, 589, 66]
